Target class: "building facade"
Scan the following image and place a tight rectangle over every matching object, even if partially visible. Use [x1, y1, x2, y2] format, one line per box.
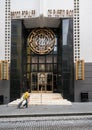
[10, 0, 74, 102]
[0, 0, 10, 104]
[0, 0, 11, 62]
[0, 0, 92, 104]
[10, 19, 74, 101]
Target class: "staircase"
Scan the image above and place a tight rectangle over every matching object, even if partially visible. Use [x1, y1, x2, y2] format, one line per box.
[8, 93, 72, 106]
[29, 93, 71, 105]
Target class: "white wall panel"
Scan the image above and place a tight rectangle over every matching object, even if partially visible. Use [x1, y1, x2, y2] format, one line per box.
[11, 0, 40, 16]
[43, 0, 73, 16]
[0, 0, 5, 60]
[80, 0, 92, 62]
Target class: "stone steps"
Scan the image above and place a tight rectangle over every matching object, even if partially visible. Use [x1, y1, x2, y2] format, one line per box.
[8, 93, 72, 106]
[29, 93, 63, 104]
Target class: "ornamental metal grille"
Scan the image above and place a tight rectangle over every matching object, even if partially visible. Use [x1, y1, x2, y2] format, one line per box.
[27, 28, 55, 55]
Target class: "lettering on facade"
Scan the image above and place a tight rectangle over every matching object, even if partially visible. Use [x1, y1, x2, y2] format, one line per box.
[11, 10, 36, 19]
[48, 9, 73, 17]
[11, 9, 73, 19]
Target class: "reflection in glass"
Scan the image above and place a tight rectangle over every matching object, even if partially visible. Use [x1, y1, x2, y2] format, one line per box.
[31, 64, 37, 71]
[31, 57, 38, 63]
[53, 64, 57, 72]
[62, 19, 74, 101]
[39, 56, 45, 63]
[47, 74, 52, 84]
[39, 64, 45, 71]
[47, 74, 52, 91]
[55, 38, 57, 45]
[31, 73, 37, 91]
[32, 84, 37, 91]
[63, 19, 69, 34]
[62, 19, 69, 45]
[46, 64, 52, 71]
[54, 46, 57, 54]
[32, 74, 37, 83]
[54, 56, 57, 63]
[46, 56, 52, 63]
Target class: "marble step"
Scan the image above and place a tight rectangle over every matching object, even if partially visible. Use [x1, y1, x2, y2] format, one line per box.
[8, 93, 72, 106]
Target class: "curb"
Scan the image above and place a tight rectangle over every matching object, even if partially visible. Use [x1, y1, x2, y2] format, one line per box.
[0, 112, 92, 118]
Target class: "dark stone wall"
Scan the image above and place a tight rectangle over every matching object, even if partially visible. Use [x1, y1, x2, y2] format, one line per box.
[0, 80, 10, 104]
[74, 63, 92, 102]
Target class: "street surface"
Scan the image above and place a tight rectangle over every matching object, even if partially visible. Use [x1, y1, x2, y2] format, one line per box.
[0, 103, 92, 129]
[0, 115, 92, 130]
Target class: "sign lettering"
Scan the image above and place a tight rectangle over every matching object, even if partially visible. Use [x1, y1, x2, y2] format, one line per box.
[48, 9, 73, 17]
[11, 10, 36, 19]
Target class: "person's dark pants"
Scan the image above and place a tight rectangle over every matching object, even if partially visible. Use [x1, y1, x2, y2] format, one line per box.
[25, 99, 28, 108]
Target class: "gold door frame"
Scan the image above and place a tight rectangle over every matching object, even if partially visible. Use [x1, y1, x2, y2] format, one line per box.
[38, 73, 47, 92]
[31, 72, 53, 93]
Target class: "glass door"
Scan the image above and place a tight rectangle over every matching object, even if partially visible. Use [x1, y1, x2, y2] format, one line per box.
[31, 73, 37, 92]
[47, 73, 53, 91]
[38, 73, 47, 92]
[31, 72, 53, 92]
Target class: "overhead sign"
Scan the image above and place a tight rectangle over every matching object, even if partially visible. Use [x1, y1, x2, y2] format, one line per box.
[47, 9, 73, 18]
[11, 10, 36, 19]
[11, 9, 73, 19]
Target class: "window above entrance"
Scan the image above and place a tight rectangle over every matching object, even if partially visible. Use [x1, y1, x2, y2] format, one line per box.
[27, 28, 55, 55]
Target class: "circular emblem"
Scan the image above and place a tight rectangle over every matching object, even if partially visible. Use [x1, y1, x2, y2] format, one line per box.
[27, 28, 55, 54]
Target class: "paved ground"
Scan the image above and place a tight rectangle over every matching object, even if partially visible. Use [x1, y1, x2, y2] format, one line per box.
[0, 102, 92, 117]
[0, 102, 92, 130]
[0, 115, 92, 130]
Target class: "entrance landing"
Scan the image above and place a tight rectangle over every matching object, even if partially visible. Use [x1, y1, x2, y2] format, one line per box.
[8, 93, 72, 106]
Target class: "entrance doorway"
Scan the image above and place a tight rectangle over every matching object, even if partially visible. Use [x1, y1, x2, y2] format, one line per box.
[31, 72, 53, 92]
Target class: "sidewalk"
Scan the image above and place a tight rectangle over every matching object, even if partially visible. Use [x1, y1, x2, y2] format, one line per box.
[0, 102, 92, 118]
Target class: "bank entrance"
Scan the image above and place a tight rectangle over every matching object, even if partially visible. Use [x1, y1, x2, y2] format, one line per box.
[11, 18, 74, 101]
[27, 28, 58, 93]
[31, 72, 53, 92]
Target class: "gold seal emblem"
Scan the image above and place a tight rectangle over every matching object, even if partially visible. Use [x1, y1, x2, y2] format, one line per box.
[27, 28, 55, 54]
